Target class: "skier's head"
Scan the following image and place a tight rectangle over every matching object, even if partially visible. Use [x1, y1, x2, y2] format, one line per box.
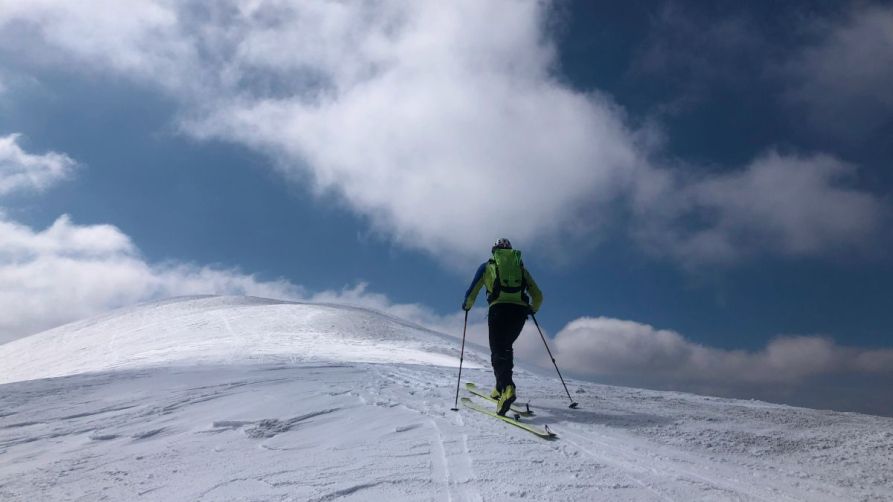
[492, 238, 512, 253]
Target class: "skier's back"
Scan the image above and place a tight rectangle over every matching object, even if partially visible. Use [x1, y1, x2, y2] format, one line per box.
[462, 238, 543, 415]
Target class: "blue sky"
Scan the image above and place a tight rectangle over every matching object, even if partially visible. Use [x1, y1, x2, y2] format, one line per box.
[1, 1, 891, 415]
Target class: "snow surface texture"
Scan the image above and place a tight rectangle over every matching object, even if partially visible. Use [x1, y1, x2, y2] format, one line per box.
[0, 296, 891, 501]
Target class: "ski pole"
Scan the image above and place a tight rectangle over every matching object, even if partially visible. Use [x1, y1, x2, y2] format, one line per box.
[531, 314, 579, 409]
[450, 310, 469, 411]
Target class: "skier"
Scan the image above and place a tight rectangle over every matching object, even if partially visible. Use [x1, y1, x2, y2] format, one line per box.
[462, 238, 543, 416]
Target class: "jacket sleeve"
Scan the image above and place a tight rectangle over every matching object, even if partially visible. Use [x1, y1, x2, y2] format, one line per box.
[463, 262, 487, 310]
[524, 268, 543, 313]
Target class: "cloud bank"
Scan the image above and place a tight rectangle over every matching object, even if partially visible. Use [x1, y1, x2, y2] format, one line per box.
[1, 1, 884, 266]
[0, 134, 303, 342]
[550, 317, 893, 386]
[532, 316, 893, 416]
[0, 213, 305, 343]
[0, 206, 472, 347]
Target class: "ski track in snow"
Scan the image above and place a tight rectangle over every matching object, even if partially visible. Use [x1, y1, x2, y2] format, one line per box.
[0, 296, 891, 501]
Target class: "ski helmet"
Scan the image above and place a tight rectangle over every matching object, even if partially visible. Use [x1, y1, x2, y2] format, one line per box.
[493, 238, 512, 250]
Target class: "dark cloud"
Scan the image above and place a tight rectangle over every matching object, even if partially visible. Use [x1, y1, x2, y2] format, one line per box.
[628, 2, 774, 116]
[784, 4, 893, 139]
[631, 2, 893, 139]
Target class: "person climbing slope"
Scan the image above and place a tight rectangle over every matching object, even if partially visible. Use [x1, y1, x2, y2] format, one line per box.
[462, 238, 543, 416]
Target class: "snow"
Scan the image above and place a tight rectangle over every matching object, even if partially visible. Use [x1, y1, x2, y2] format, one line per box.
[1, 296, 891, 501]
[0, 296, 471, 384]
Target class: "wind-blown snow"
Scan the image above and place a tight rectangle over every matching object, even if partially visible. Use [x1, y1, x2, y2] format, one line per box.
[1, 296, 891, 501]
[0, 296, 471, 384]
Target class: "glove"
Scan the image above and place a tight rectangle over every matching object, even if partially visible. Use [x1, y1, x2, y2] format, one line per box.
[462, 302, 471, 311]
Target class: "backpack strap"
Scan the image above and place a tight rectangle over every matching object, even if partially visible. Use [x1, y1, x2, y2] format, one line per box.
[487, 259, 499, 303]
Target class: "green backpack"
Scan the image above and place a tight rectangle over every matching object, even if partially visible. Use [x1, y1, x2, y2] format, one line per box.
[488, 248, 527, 304]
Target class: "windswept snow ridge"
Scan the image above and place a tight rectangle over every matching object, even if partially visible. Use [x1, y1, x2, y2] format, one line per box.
[0, 296, 473, 384]
[1, 296, 891, 501]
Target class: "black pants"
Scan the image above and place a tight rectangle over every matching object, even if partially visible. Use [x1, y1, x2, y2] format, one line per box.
[488, 303, 528, 392]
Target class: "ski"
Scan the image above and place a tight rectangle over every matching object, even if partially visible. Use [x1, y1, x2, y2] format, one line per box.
[465, 382, 534, 416]
[461, 397, 556, 439]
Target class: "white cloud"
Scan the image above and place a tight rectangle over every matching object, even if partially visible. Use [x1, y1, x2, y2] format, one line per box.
[177, 1, 643, 263]
[0, 0, 194, 90]
[0, 212, 470, 346]
[0, 214, 304, 343]
[0, 132, 298, 341]
[633, 151, 885, 265]
[547, 316, 893, 389]
[0, 133, 76, 195]
[0, 1, 885, 267]
[0, 130, 452, 344]
[0, 1, 643, 265]
[786, 4, 893, 138]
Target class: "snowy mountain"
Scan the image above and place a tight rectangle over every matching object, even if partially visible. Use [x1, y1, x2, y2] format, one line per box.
[1, 296, 890, 501]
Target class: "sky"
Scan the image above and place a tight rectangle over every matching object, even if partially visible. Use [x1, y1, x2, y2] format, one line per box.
[1, 0, 892, 415]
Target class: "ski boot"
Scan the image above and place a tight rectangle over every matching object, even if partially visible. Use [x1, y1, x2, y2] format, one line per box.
[497, 385, 516, 416]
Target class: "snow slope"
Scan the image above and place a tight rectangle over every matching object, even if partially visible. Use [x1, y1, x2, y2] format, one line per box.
[1, 296, 891, 501]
